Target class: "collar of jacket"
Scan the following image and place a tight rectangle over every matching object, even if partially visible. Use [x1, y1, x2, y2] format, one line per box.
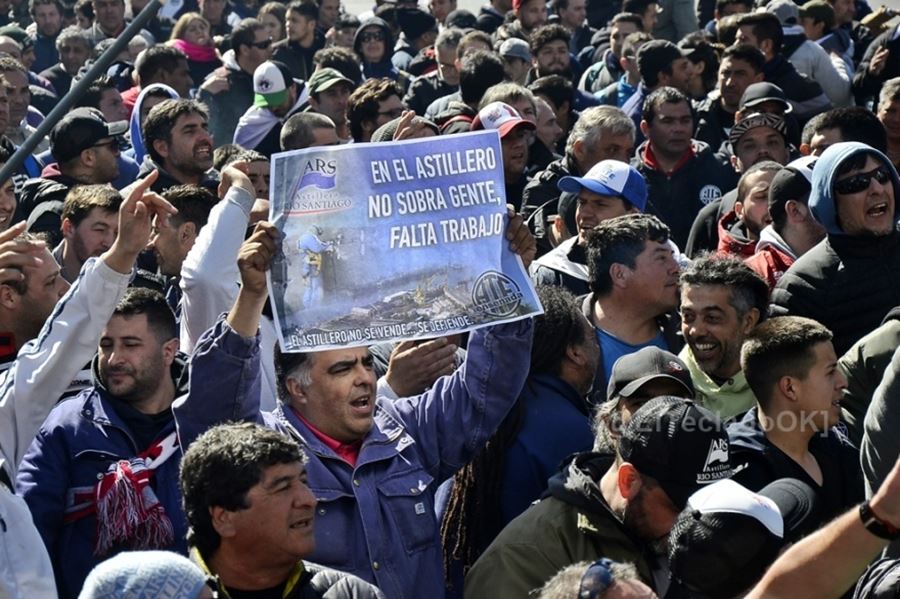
[275, 400, 410, 468]
[641, 140, 696, 176]
[828, 226, 900, 258]
[191, 547, 307, 599]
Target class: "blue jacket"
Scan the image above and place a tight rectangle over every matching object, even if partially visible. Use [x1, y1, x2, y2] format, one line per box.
[499, 374, 593, 527]
[17, 359, 189, 599]
[175, 315, 534, 599]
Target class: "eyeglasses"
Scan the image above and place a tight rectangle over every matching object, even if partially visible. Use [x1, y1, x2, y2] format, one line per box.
[250, 37, 273, 49]
[834, 164, 892, 195]
[360, 31, 384, 43]
[577, 558, 615, 599]
[378, 107, 404, 119]
[92, 138, 120, 152]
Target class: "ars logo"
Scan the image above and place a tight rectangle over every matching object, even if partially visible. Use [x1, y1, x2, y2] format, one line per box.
[699, 184, 722, 205]
[703, 438, 729, 472]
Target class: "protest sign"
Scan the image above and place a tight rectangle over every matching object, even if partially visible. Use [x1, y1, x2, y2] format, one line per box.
[268, 130, 542, 352]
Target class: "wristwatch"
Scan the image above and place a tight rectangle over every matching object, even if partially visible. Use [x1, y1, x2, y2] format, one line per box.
[859, 501, 900, 540]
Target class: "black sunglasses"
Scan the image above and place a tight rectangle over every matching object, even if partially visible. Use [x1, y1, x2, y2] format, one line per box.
[92, 138, 120, 152]
[360, 31, 384, 42]
[577, 558, 615, 599]
[834, 165, 892, 195]
[250, 37, 273, 49]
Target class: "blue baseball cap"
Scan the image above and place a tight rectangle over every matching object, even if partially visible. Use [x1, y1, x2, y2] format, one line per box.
[557, 160, 648, 212]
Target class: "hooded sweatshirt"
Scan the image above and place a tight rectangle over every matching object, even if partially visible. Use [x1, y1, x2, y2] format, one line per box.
[127, 83, 179, 166]
[354, 18, 405, 82]
[745, 225, 798, 290]
[717, 208, 757, 258]
[771, 142, 900, 356]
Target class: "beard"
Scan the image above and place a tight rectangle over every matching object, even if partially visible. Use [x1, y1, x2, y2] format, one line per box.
[101, 354, 167, 404]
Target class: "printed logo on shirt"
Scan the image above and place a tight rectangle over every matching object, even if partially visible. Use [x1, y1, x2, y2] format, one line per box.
[699, 185, 722, 204]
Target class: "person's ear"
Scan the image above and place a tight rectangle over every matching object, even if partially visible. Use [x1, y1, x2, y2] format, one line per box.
[777, 374, 799, 402]
[61, 217, 76, 240]
[179, 221, 197, 246]
[617, 462, 642, 500]
[210, 506, 237, 538]
[734, 199, 745, 220]
[742, 307, 761, 334]
[0, 283, 21, 310]
[639, 119, 650, 138]
[610, 262, 630, 288]
[285, 376, 307, 404]
[161, 337, 179, 366]
[153, 138, 170, 161]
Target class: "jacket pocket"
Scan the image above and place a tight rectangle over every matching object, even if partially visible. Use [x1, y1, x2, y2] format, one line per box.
[310, 487, 360, 570]
[377, 470, 435, 554]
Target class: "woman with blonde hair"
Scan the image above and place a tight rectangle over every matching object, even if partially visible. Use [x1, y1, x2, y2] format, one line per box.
[169, 12, 221, 85]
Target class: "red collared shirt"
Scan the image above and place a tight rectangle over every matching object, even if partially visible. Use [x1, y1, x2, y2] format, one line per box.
[292, 408, 362, 467]
[642, 142, 695, 176]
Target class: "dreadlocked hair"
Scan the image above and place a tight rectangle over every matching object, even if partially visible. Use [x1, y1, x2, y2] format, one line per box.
[440, 286, 587, 584]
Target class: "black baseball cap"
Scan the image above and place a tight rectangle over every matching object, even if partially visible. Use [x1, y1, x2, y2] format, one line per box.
[739, 82, 792, 113]
[50, 107, 127, 164]
[768, 155, 817, 217]
[618, 397, 733, 509]
[606, 346, 695, 402]
[669, 478, 820, 598]
[636, 40, 689, 83]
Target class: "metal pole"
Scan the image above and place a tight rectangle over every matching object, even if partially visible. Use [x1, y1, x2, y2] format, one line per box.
[0, 0, 164, 183]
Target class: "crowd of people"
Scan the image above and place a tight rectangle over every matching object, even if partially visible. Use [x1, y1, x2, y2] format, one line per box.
[2, 0, 900, 596]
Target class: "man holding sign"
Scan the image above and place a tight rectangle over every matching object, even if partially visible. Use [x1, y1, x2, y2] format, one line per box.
[176, 210, 536, 599]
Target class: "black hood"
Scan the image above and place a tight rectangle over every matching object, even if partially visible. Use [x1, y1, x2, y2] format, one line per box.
[545, 451, 616, 514]
[882, 306, 900, 325]
[353, 17, 394, 61]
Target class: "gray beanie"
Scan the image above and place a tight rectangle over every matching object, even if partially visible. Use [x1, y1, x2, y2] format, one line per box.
[78, 550, 208, 599]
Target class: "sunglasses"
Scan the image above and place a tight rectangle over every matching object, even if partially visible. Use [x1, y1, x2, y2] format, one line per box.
[250, 37, 273, 49]
[834, 164, 892, 195]
[360, 31, 384, 42]
[577, 558, 615, 599]
[92, 138, 120, 152]
[378, 107, 404, 119]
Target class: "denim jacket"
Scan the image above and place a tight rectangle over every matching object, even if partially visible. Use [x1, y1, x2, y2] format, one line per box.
[175, 315, 534, 599]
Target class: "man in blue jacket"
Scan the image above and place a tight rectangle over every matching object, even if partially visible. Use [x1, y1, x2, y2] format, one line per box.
[176, 212, 536, 599]
[17, 288, 188, 599]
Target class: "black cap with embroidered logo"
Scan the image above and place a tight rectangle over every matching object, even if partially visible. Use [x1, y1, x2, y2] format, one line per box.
[618, 397, 733, 509]
[607, 346, 695, 402]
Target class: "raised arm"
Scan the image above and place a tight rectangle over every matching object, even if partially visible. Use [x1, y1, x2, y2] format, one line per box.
[179, 163, 256, 353]
[174, 223, 279, 448]
[0, 171, 176, 481]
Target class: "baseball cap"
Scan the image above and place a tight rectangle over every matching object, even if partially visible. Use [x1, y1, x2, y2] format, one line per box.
[764, 0, 800, 26]
[558, 160, 649, 212]
[606, 346, 694, 402]
[799, 0, 835, 30]
[308, 67, 354, 95]
[768, 155, 817, 214]
[636, 40, 688, 83]
[669, 478, 819, 598]
[739, 81, 792, 113]
[729, 112, 788, 146]
[470, 102, 536, 138]
[50, 107, 127, 164]
[618, 397, 733, 509]
[499, 38, 532, 63]
[253, 60, 295, 109]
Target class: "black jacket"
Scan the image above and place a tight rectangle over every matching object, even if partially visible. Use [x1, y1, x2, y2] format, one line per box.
[763, 55, 829, 124]
[522, 155, 581, 256]
[728, 408, 863, 530]
[273, 36, 324, 81]
[692, 92, 733, 153]
[19, 173, 77, 246]
[475, 5, 504, 34]
[853, 25, 900, 105]
[632, 140, 738, 249]
[403, 72, 456, 116]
